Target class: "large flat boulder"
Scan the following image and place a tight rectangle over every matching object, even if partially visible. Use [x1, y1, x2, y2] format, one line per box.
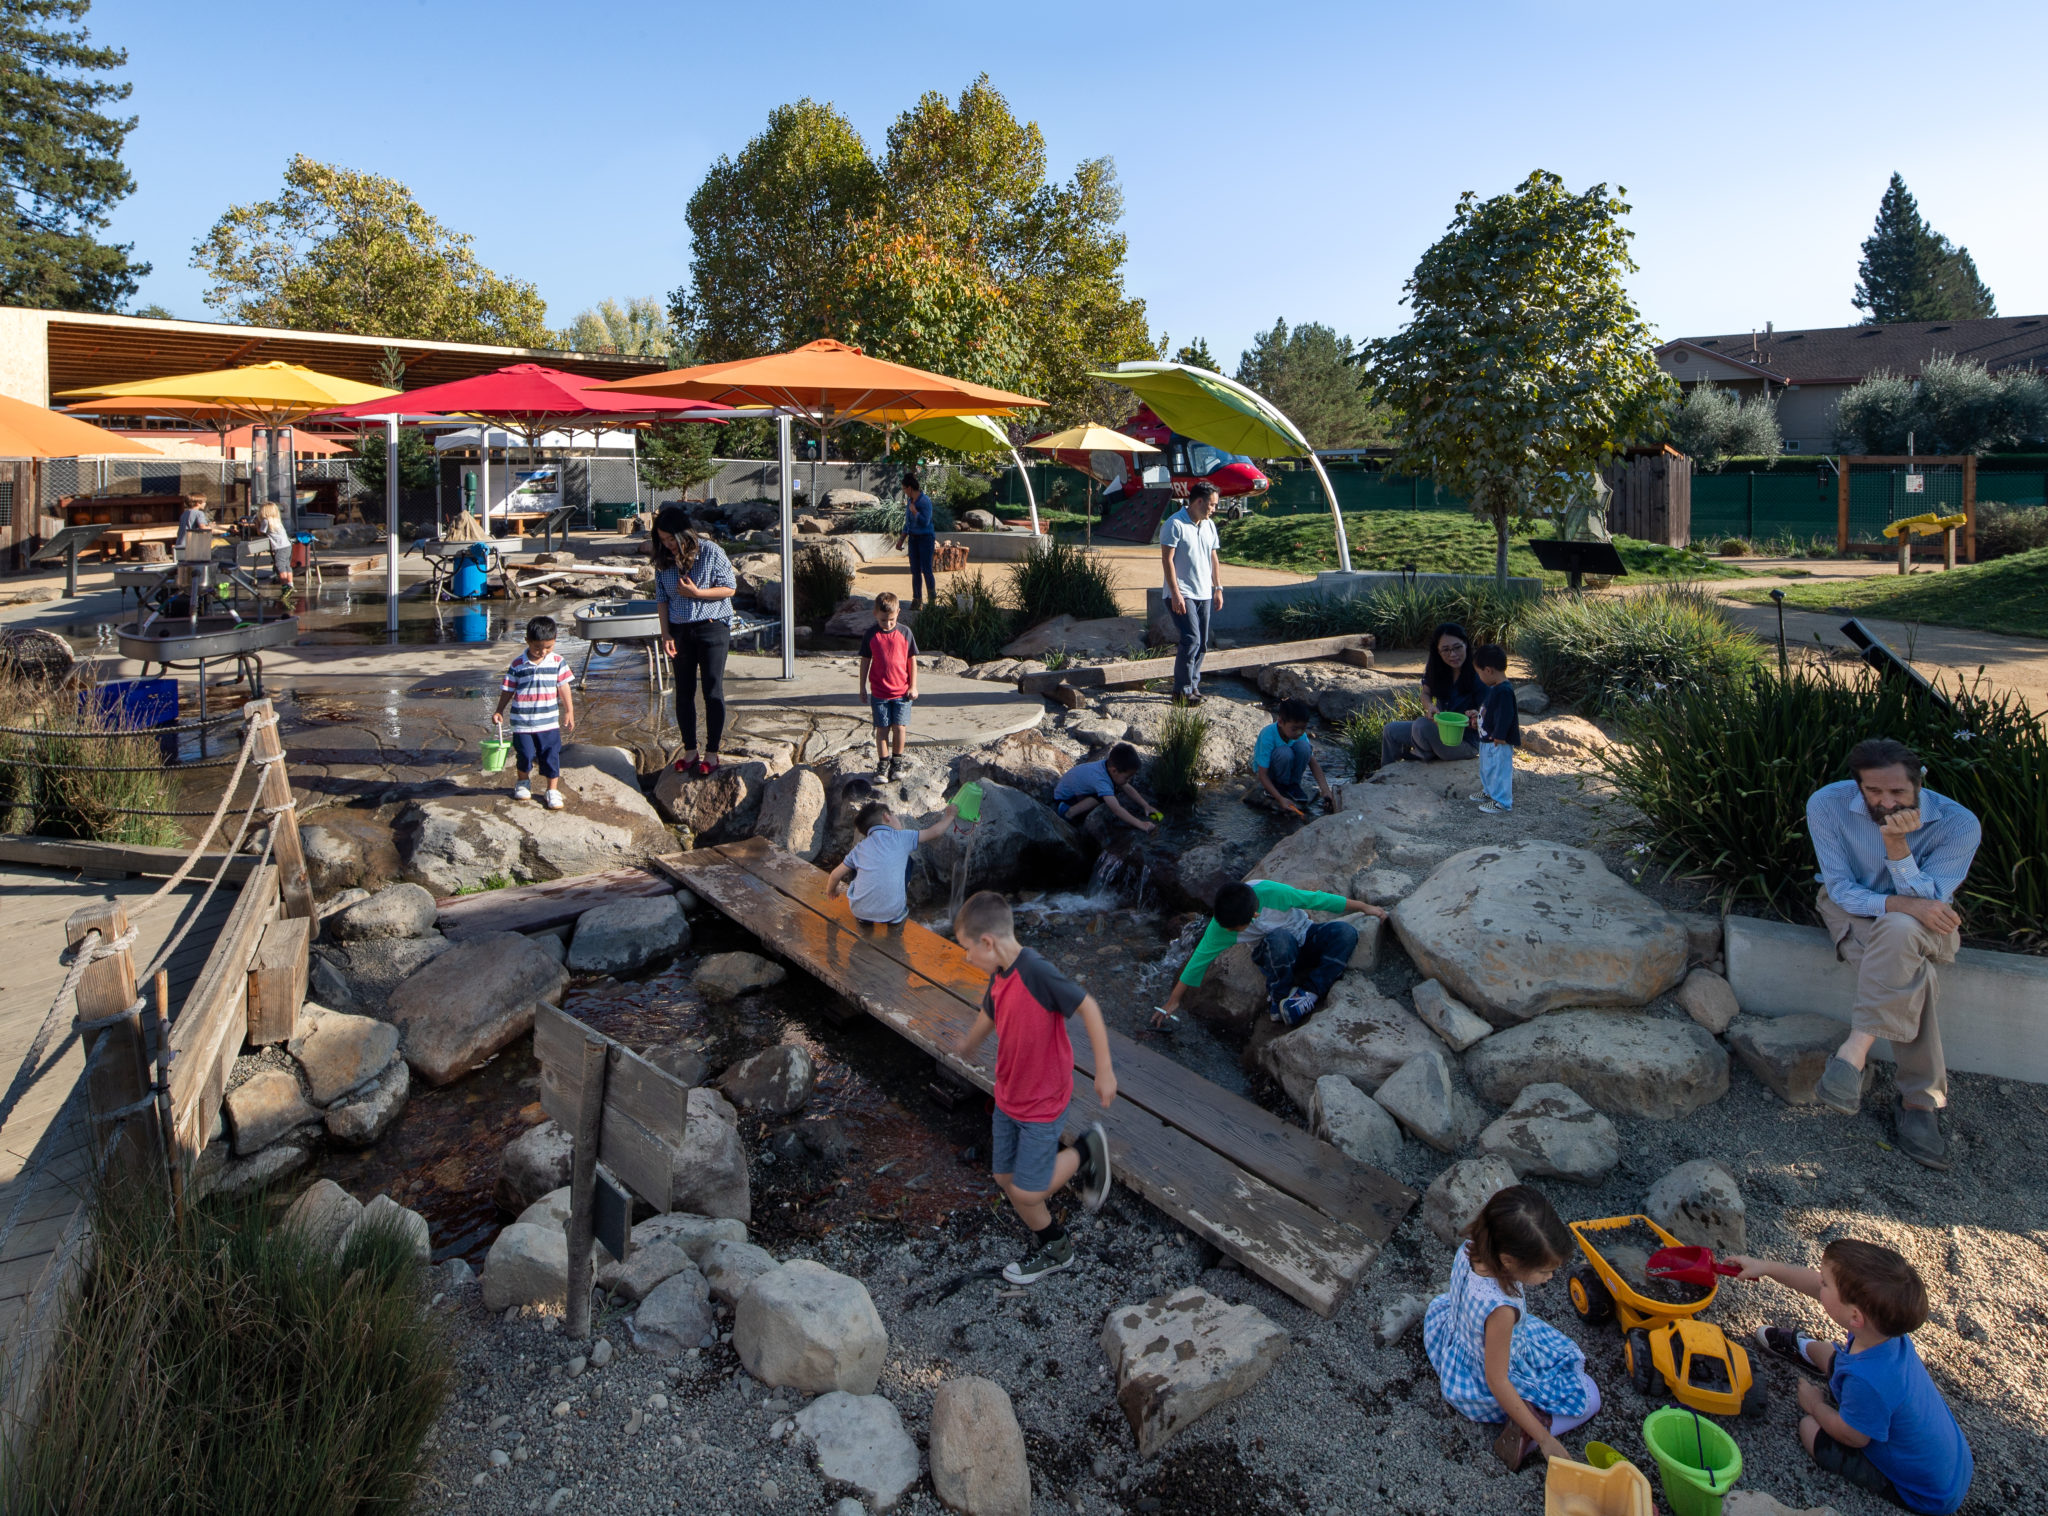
[1245, 809, 1379, 899]
[1256, 663, 1421, 723]
[387, 931, 569, 1086]
[224, 1069, 318, 1156]
[566, 893, 687, 975]
[1463, 1011, 1729, 1119]
[288, 1005, 399, 1106]
[1097, 690, 1269, 779]
[734, 1260, 888, 1396]
[392, 797, 524, 896]
[308, 933, 452, 1016]
[1258, 980, 1445, 1111]
[915, 780, 1087, 900]
[1476, 1083, 1620, 1184]
[1001, 614, 1147, 661]
[792, 1392, 920, 1513]
[1101, 1288, 1288, 1457]
[1392, 842, 1690, 1024]
[1726, 1013, 1858, 1106]
[954, 730, 1076, 807]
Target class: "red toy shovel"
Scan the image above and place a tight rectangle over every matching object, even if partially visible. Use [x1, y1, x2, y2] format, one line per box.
[1646, 1245, 1744, 1285]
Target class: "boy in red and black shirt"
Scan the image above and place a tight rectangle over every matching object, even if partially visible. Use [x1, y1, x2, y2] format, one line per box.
[953, 891, 1116, 1284]
[858, 590, 920, 780]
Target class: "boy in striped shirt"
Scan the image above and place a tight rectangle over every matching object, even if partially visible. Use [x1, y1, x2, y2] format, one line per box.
[493, 615, 576, 809]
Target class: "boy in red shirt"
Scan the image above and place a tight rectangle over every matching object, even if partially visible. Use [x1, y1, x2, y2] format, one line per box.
[858, 591, 919, 780]
[953, 891, 1116, 1284]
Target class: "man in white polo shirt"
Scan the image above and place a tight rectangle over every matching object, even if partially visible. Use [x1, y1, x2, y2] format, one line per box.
[1159, 481, 1223, 705]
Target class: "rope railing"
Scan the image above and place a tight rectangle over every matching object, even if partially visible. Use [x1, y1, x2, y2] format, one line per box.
[0, 712, 241, 739]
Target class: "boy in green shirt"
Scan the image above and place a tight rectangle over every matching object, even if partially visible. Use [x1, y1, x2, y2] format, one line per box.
[1150, 879, 1388, 1031]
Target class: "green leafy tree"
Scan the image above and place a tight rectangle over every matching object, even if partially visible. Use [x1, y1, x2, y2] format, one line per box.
[0, 0, 148, 310]
[557, 296, 685, 358]
[192, 155, 551, 344]
[1852, 173, 1996, 323]
[828, 225, 1030, 392]
[1667, 382, 1782, 471]
[1171, 337, 1219, 372]
[350, 426, 437, 502]
[1235, 318, 1389, 449]
[1836, 355, 2048, 455]
[635, 422, 722, 494]
[1365, 171, 1673, 585]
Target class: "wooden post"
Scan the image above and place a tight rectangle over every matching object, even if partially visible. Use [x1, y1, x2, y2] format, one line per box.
[1945, 526, 1957, 572]
[1837, 459, 1852, 556]
[1962, 454, 1977, 563]
[245, 916, 309, 1045]
[244, 699, 312, 921]
[564, 1033, 608, 1340]
[64, 901, 160, 1189]
[152, 970, 184, 1224]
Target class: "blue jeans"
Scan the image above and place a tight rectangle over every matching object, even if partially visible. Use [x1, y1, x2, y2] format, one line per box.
[906, 534, 936, 604]
[869, 696, 913, 730]
[512, 727, 562, 778]
[1479, 742, 1514, 808]
[1170, 594, 1212, 698]
[991, 1107, 1065, 1191]
[1263, 742, 1311, 802]
[1252, 920, 1358, 1015]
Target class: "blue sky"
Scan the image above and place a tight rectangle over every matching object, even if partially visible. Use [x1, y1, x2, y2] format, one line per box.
[94, 0, 2048, 363]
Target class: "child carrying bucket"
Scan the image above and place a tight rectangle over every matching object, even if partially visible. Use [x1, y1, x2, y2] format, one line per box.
[1424, 1185, 1601, 1473]
[491, 615, 575, 808]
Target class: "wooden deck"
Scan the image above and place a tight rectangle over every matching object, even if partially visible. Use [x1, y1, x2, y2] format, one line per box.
[0, 863, 234, 1407]
[659, 838, 1416, 1317]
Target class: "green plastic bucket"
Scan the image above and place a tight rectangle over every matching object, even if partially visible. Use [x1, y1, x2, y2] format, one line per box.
[954, 780, 985, 823]
[1642, 1408, 1743, 1516]
[1433, 709, 1470, 747]
[480, 736, 513, 773]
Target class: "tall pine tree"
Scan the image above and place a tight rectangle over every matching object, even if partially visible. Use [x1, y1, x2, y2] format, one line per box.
[1851, 173, 1995, 324]
[0, 0, 148, 310]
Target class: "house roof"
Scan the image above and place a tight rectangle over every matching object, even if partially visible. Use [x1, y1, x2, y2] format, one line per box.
[1657, 315, 2048, 387]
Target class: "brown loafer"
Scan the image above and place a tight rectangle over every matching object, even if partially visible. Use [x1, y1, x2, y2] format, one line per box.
[1493, 1422, 1535, 1473]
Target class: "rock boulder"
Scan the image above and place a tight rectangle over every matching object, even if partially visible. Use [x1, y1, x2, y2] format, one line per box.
[1410, 979, 1494, 1053]
[289, 1005, 399, 1105]
[225, 1069, 318, 1156]
[672, 1087, 750, 1220]
[323, 1058, 409, 1145]
[692, 951, 786, 1002]
[1244, 809, 1380, 900]
[914, 780, 1087, 900]
[388, 931, 569, 1086]
[631, 1265, 716, 1356]
[734, 1260, 888, 1396]
[495, 1119, 573, 1214]
[756, 767, 829, 860]
[1422, 1156, 1522, 1246]
[282, 1178, 362, 1258]
[1727, 1014, 1860, 1106]
[1372, 1050, 1486, 1153]
[700, 1238, 779, 1306]
[929, 1376, 1030, 1516]
[1308, 1076, 1405, 1171]
[1100, 1288, 1288, 1457]
[652, 759, 772, 843]
[1645, 1159, 1746, 1253]
[1674, 968, 1741, 1035]
[1258, 980, 1445, 1111]
[718, 1043, 816, 1116]
[566, 893, 688, 975]
[1476, 1083, 1620, 1184]
[954, 730, 1076, 807]
[1463, 1010, 1729, 1120]
[327, 882, 437, 942]
[482, 1221, 568, 1311]
[792, 1392, 921, 1512]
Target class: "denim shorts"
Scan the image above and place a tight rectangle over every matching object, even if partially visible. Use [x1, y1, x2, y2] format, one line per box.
[512, 727, 562, 778]
[990, 1107, 1064, 1192]
[869, 696, 913, 729]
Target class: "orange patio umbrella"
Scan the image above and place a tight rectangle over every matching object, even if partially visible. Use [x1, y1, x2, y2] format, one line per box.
[596, 339, 1044, 677]
[0, 391, 166, 459]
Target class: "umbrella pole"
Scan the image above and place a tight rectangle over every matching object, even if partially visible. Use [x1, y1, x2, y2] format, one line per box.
[777, 414, 796, 680]
[1305, 450, 1353, 573]
[1009, 445, 1040, 535]
[385, 415, 401, 637]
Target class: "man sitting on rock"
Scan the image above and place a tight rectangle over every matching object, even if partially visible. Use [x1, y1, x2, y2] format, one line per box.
[1807, 738, 1981, 1171]
[1150, 880, 1387, 1032]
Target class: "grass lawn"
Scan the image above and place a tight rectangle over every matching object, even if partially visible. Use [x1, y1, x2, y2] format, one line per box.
[1211, 510, 1748, 584]
[1728, 547, 2048, 639]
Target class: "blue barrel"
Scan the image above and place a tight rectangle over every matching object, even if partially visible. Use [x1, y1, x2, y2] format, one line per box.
[451, 607, 489, 643]
[450, 543, 491, 599]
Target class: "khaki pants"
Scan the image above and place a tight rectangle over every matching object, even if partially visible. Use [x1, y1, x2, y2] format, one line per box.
[1815, 887, 1956, 1108]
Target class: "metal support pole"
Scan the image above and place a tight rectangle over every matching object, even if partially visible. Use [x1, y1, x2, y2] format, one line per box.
[1009, 445, 1040, 535]
[1305, 451, 1354, 572]
[384, 416, 401, 635]
[777, 414, 795, 680]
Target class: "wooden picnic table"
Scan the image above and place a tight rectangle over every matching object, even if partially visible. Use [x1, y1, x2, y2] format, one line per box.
[96, 524, 178, 560]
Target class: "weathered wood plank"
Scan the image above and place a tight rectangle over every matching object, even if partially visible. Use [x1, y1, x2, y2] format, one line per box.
[246, 915, 309, 1045]
[437, 868, 673, 939]
[1017, 634, 1373, 695]
[534, 1003, 689, 1210]
[703, 840, 1415, 1242]
[0, 834, 258, 882]
[166, 866, 278, 1161]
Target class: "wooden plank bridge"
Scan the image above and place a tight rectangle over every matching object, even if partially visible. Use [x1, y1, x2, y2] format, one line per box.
[658, 837, 1416, 1316]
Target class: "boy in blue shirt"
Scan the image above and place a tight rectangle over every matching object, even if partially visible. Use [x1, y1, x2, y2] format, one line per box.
[1730, 1239, 1972, 1514]
[1470, 645, 1520, 814]
[1050, 742, 1156, 834]
[826, 799, 958, 926]
[1249, 698, 1334, 817]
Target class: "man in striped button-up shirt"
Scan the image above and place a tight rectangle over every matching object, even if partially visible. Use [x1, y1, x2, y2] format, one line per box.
[1805, 738, 1982, 1172]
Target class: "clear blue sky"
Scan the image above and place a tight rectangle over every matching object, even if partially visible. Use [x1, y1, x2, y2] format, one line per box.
[94, 0, 2048, 363]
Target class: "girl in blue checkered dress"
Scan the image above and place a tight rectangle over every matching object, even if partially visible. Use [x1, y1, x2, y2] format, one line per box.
[1423, 1185, 1602, 1471]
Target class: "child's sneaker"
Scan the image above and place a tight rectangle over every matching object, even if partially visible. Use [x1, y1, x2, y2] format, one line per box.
[513, 781, 532, 801]
[1074, 1122, 1112, 1213]
[1278, 988, 1318, 1026]
[1002, 1233, 1075, 1285]
[1476, 800, 1509, 813]
[544, 790, 564, 810]
[1754, 1324, 1826, 1374]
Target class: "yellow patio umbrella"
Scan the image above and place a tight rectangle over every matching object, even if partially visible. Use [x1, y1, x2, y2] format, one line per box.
[886, 411, 1059, 535]
[1024, 422, 1159, 549]
[0, 392, 166, 458]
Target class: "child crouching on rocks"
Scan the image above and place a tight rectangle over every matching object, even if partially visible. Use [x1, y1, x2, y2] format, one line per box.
[1149, 879, 1386, 1032]
[951, 891, 1114, 1285]
[1424, 1185, 1601, 1472]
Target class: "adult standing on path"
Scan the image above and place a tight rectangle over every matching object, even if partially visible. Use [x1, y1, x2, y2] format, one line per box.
[897, 471, 938, 610]
[1161, 480, 1224, 705]
[1379, 621, 1484, 767]
[653, 504, 737, 778]
[1807, 738, 1982, 1171]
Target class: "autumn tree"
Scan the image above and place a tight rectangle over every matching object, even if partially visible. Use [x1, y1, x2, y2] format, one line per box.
[1852, 173, 1996, 324]
[1235, 319, 1387, 449]
[192, 156, 550, 345]
[557, 296, 683, 358]
[1366, 172, 1672, 584]
[0, 0, 148, 310]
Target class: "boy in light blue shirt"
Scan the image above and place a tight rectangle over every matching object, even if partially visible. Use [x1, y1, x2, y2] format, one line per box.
[1249, 698, 1333, 817]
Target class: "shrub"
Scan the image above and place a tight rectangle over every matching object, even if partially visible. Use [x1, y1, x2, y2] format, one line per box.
[936, 472, 993, 510]
[1008, 539, 1122, 626]
[792, 543, 854, 623]
[1333, 690, 1431, 780]
[0, 661, 181, 846]
[1975, 502, 2048, 561]
[6, 1179, 453, 1513]
[1717, 537, 1749, 556]
[1604, 664, 2047, 948]
[907, 572, 1016, 664]
[843, 500, 956, 534]
[1513, 584, 1763, 712]
[1256, 579, 1533, 648]
[1149, 705, 1209, 802]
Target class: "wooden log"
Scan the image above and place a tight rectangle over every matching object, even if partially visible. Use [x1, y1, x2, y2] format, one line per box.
[533, 1003, 689, 1213]
[245, 915, 309, 1046]
[1018, 634, 1373, 696]
[64, 901, 158, 1187]
[437, 867, 672, 939]
[165, 864, 278, 1163]
[564, 1032, 607, 1341]
[244, 701, 313, 922]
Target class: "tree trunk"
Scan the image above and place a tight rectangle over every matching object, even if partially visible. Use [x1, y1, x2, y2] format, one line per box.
[1494, 509, 1510, 587]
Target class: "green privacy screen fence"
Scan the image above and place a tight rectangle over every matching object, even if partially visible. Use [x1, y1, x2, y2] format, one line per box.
[992, 461, 1467, 516]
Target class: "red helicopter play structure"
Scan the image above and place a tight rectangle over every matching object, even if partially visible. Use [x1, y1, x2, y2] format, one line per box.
[1044, 405, 1270, 504]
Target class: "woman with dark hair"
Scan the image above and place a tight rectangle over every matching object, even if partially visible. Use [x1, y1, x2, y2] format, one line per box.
[652, 505, 738, 776]
[1380, 621, 1485, 767]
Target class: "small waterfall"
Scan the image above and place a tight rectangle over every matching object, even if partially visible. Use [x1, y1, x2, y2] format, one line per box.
[1085, 846, 1154, 908]
[945, 818, 979, 930]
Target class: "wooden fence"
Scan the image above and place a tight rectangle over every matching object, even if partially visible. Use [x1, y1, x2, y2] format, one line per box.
[1603, 449, 1692, 547]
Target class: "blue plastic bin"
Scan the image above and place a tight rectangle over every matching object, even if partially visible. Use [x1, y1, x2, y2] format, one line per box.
[81, 677, 178, 729]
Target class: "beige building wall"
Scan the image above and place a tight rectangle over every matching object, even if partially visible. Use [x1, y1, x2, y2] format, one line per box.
[0, 308, 50, 406]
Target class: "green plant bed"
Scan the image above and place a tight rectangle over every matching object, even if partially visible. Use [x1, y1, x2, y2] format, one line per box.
[1604, 664, 2047, 948]
[1515, 584, 1766, 712]
[1728, 548, 2048, 639]
[908, 571, 1018, 664]
[1334, 691, 1431, 779]
[7, 1180, 453, 1512]
[1009, 538, 1122, 625]
[1149, 705, 1209, 802]
[1259, 579, 1535, 648]
[1217, 511, 1747, 582]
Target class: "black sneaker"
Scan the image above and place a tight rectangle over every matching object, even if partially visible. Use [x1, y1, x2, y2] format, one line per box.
[1075, 1122, 1112, 1213]
[1002, 1234, 1075, 1285]
[1754, 1324, 1825, 1374]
